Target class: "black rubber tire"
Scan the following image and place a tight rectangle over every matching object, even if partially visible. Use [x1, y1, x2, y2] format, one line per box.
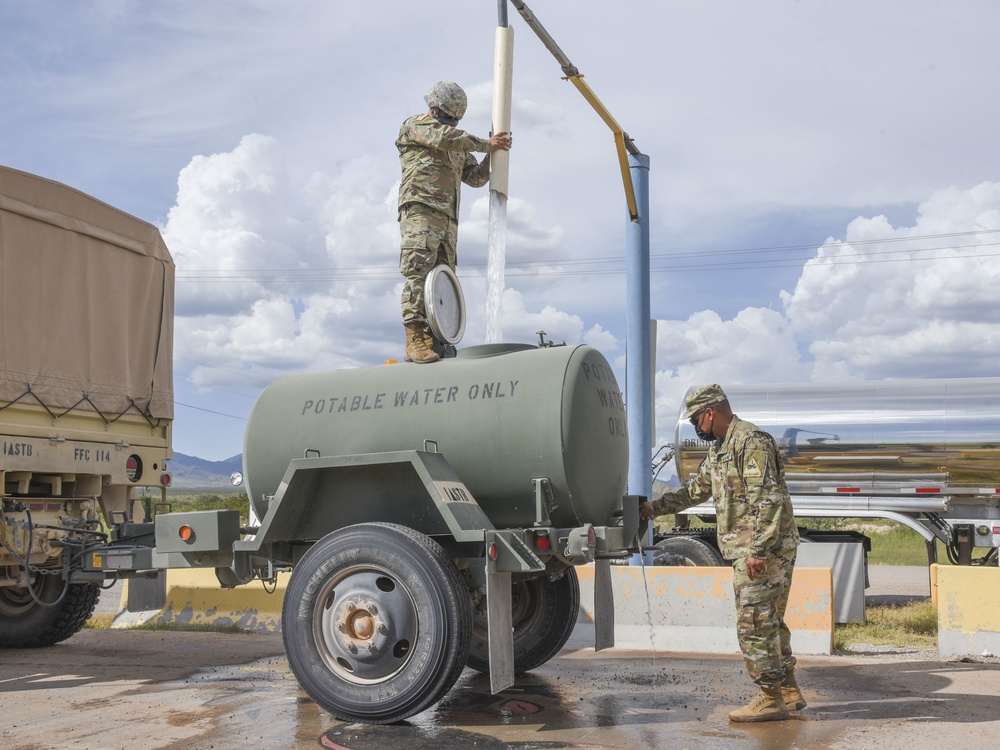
[466, 568, 580, 675]
[653, 536, 726, 566]
[0, 575, 100, 648]
[282, 523, 472, 724]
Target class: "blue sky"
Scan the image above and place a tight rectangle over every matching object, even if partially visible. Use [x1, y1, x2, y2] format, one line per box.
[3, 1, 999, 461]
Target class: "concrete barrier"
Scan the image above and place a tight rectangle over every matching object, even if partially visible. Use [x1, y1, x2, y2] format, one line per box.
[112, 569, 289, 632]
[937, 564, 1000, 658]
[111, 564, 834, 657]
[576, 565, 834, 655]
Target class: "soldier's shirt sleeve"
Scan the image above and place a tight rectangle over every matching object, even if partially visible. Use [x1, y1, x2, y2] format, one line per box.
[461, 152, 491, 188]
[740, 434, 785, 556]
[652, 455, 712, 515]
[398, 119, 491, 153]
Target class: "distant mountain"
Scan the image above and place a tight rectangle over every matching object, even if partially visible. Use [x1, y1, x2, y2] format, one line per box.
[168, 452, 243, 488]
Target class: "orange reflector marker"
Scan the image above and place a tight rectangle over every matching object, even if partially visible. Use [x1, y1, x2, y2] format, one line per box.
[535, 533, 551, 551]
[160, 473, 172, 487]
[179, 525, 194, 542]
[488, 542, 498, 560]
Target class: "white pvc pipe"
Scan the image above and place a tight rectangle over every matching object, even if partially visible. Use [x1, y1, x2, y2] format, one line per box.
[490, 25, 514, 198]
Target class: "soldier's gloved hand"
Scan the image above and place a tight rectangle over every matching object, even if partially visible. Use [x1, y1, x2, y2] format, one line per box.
[639, 501, 656, 520]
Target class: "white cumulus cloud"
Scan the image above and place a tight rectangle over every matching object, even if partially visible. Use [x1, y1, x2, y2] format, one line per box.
[654, 182, 1000, 442]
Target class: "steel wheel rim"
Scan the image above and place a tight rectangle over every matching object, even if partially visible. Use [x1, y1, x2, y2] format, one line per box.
[312, 565, 419, 684]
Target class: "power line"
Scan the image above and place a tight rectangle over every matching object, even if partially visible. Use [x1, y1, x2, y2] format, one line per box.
[174, 226, 1000, 280]
[174, 241, 1000, 281]
[174, 400, 247, 421]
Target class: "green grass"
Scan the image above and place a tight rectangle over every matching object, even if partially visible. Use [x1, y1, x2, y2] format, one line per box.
[85, 613, 115, 629]
[865, 524, 930, 566]
[84, 614, 242, 633]
[835, 600, 938, 651]
[658, 514, 994, 567]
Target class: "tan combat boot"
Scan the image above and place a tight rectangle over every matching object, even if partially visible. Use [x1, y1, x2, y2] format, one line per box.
[418, 324, 441, 361]
[728, 685, 789, 723]
[404, 323, 439, 364]
[781, 670, 806, 711]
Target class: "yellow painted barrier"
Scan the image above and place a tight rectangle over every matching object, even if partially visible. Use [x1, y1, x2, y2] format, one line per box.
[576, 565, 834, 655]
[930, 563, 938, 609]
[112, 564, 835, 657]
[937, 564, 1000, 657]
[112, 569, 289, 632]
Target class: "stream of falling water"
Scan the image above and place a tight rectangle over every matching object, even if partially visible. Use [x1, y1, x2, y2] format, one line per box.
[484, 190, 507, 344]
[636, 537, 660, 671]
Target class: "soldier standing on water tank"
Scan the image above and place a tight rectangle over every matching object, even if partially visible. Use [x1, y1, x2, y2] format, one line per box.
[640, 384, 803, 723]
[396, 81, 512, 364]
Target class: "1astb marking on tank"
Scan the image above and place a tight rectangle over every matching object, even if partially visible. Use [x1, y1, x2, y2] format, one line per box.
[434, 481, 476, 504]
[299, 380, 521, 416]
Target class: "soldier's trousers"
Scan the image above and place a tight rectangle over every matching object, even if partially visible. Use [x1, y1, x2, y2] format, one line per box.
[732, 548, 797, 688]
[399, 203, 458, 326]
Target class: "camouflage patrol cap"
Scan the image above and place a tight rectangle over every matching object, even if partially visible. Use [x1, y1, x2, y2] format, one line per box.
[424, 81, 468, 120]
[682, 384, 728, 420]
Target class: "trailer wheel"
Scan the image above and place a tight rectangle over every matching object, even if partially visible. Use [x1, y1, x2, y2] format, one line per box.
[282, 523, 472, 724]
[0, 575, 100, 648]
[466, 567, 580, 675]
[652, 536, 726, 566]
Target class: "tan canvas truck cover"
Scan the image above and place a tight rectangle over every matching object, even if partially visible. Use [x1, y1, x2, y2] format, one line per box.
[0, 165, 174, 422]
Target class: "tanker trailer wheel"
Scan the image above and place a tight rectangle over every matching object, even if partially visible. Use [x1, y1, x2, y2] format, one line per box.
[466, 567, 580, 675]
[652, 536, 726, 566]
[282, 522, 472, 724]
[0, 575, 100, 648]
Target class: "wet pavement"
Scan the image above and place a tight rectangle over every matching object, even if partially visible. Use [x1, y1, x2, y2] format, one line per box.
[2, 626, 999, 750]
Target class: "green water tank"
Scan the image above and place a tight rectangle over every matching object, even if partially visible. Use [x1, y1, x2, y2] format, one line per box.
[243, 343, 629, 530]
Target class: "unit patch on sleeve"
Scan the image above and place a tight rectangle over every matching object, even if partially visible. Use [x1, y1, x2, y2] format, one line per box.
[744, 456, 764, 481]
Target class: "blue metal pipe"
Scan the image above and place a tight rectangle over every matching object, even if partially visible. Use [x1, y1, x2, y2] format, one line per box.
[498, 0, 508, 27]
[626, 153, 652, 557]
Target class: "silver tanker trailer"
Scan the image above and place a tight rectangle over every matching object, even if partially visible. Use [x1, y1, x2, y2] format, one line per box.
[654, 379, 1000, 568]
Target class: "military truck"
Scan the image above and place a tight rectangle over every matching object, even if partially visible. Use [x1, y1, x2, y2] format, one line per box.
[0, 165, 174, 648]
[0, 166, 642, 724]
[653, 380, 1000, 568]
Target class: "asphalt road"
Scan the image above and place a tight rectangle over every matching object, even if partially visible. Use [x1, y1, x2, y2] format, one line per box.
[6, 561, 999, 750]
[3, 628, 998, 750]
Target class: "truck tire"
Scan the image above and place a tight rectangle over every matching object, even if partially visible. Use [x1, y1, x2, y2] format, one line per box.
[282, 523, 472, 724]
[0, 575, 100, 648]
[653, 536, 726, 566]
[466, 568, 580, 675]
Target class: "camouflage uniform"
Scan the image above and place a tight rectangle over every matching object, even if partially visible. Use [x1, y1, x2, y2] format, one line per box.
[396, 113, 492, 326]
[651, 394, 799, 689]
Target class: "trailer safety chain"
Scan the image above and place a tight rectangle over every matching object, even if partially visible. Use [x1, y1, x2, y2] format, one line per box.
[1, 508, 71, 607]
[651, 445, 675, 484]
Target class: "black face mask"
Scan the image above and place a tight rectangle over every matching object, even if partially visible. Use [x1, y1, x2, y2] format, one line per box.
[432, 109, 459, 127]
[691, 413, 714, 441]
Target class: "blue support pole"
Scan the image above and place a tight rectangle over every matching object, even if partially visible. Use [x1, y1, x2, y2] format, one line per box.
[626, 153, 652, 561]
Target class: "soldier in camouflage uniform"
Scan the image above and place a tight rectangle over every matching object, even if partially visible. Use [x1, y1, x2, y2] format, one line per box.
[640, 384, 804, 723]
[397, 81, 512, 363]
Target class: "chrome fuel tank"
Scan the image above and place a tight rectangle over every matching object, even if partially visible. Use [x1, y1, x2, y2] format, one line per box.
[674, 378, 1000, 498]
[244, 344, 629, 529]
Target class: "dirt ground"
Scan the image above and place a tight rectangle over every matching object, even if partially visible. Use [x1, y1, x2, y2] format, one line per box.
[2, 625, 999, 750]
